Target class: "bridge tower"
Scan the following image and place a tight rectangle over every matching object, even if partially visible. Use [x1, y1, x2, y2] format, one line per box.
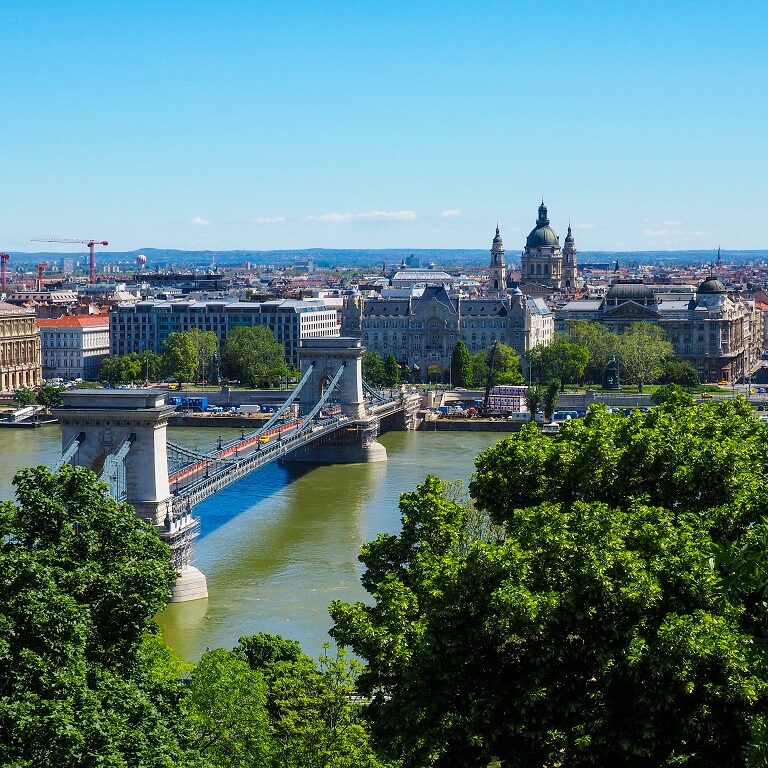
[56, 389, 208, 602]
[292, 337, 386, 462]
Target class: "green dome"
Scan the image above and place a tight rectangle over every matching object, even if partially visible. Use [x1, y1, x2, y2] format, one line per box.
[698, 276, 726, 294]
[526, 225, 559, 248]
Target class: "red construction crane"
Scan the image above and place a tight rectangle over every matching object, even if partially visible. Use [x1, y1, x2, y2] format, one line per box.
[36, 262, 49, 291]
[30, 237, 109, 284]
[0, 253, 9, 293]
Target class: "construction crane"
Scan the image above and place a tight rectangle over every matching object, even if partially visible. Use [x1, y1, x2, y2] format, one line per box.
[36, 262, 49, 291]
[0, 253, 9, 293]
[30, 237, 109, 284]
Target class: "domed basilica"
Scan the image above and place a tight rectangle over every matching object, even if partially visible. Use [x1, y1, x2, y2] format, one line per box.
[519, 200, 578, 292]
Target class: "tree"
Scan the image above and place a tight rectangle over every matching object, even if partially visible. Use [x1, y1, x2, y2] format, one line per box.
[332, 400, 768, 766]
[163, 332, 199, 383]
[492, 342, 525, 385]
[542, 379, 559, 420]
[138, 349, 164, 382]
[363, 351, 386, 388]
[524, 383, 542, 421]
[651, 383, 697, 407]
[220, 326, 287, 388]
[450, 341, 473, 387]
[187, 329, 219, 383]
[616, 321, 674, 392]
[659, 358, 700, 388]
[0, 464, 188, 767]
[567, 320, 616, 384]
[186, 648, 271, 768]
[540, 337, 590, 390]
[231, 633, 389, 768]
[36, 381, 65, 409]
[384, 354, 400, 388]
[469, 350, 489, 388]
[12, 386, 36, 406]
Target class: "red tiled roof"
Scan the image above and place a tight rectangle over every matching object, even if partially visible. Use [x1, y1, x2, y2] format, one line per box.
[37, 316, 109, 328]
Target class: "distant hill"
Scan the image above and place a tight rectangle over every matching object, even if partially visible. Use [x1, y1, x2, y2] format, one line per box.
[7, 247, 768, 271]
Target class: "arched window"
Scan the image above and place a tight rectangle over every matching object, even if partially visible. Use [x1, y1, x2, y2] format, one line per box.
[536, 263, 542, 275]
[544, 264, 549, 276]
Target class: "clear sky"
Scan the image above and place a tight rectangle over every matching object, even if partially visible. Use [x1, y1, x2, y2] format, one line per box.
[1, 0, 766, 253]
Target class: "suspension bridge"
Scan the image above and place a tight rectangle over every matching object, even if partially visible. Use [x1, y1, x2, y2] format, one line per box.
[54, 338, 420, 602]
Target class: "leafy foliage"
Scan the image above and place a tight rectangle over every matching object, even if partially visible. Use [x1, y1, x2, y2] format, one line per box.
[163, 331, 200, 383]
[0, 465, 187, 767]
[36, 381, 65, 409]
[526, 336, 589, 389]
[364, 351, 386, 388]
[659, 358, 700, 388]
[220, 326, 287, 388]
[616, 321, 674, 391]
[333, 400, 768, 766]
[12, 386, 36, 406]
[384, 354, 401, 388]
[450, 341, 473, 387]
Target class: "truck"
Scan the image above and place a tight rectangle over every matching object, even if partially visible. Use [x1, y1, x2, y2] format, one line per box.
[240, 404, 263, 415]
[182, 396, 208, 412]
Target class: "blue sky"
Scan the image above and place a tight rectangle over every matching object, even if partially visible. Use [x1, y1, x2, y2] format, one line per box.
[1, 0, 766, 253]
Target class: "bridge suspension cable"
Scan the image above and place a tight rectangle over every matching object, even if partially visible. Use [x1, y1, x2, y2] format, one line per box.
[298, 363, 345, 429]
[253, 363, 314, 436]
[363, 379, 387, 401]
[98, 433, 135, 501]
[51, 431, 85, 470]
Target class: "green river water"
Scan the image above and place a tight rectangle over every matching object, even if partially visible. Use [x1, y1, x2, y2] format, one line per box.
[0, 425, 504, 660]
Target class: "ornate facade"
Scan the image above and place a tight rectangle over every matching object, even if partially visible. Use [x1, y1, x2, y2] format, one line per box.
[342, 286, 554, 381]
[519, 201, 577, 292]
[555, 278, 763, 383]
[0, 302, 42, 392]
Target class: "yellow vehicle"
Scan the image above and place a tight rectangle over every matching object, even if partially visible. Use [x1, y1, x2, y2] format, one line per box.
[259, 435, 271, 444]
[717, 380, 729, 386]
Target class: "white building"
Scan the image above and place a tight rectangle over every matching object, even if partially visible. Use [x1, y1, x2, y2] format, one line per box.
[37, 315, 110, 381]
[110, 298, 339, 366]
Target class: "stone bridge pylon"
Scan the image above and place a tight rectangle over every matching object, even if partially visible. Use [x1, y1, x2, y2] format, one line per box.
[55, 390, 208, 603]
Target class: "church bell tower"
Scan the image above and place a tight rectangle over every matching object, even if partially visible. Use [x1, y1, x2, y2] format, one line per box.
[487, 224, 507, 297]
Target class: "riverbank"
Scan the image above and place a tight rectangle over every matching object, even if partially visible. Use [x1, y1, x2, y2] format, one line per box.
[419, 418, 523, 432]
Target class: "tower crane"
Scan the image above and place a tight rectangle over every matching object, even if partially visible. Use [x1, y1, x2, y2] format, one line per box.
[30, 237, 109, 284]
[36, 262, 49, 291]
[0, 253, 9, 293]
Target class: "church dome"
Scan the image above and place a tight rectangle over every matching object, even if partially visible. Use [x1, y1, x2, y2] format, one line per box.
[525, 201, 559, 249]
[526, 225, 559, 248]
[564, 225, 574, 244]
[606, 281, 655, 302]
[697, 275, 726, 294]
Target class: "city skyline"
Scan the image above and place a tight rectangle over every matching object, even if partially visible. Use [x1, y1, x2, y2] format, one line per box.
[1, 1, 766, 252]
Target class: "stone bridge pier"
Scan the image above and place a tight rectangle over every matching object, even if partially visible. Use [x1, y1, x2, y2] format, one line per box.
[56, 389, 208, 603]
[288, 337, 387, 463]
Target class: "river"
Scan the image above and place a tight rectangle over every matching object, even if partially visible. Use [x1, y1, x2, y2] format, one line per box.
[0, 425, 504, 660]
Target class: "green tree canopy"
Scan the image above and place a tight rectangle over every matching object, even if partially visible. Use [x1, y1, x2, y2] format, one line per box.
[163, 331, 199, 383]
[363, 351, 386, 388]
[617, 321, 674, 392]
[450, 341, 473, 387]
[659, 358, 700, 388]
[567, 320, 616, 384]
[0, 464, 187, 767]
[529, 336, 590, 390]
[187, 329, 219, 383]
[197, 633, 391, 768]
[469, 350, 489, 388]
[220, 326, 287, 388]
[332, 399, 768, 766]
[491, 342, 524, 385]
[36, 381, 65, 409]
[542, 379, 559, 420]
[384, 354, 401, 388]
[12, 386, 36, 406]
